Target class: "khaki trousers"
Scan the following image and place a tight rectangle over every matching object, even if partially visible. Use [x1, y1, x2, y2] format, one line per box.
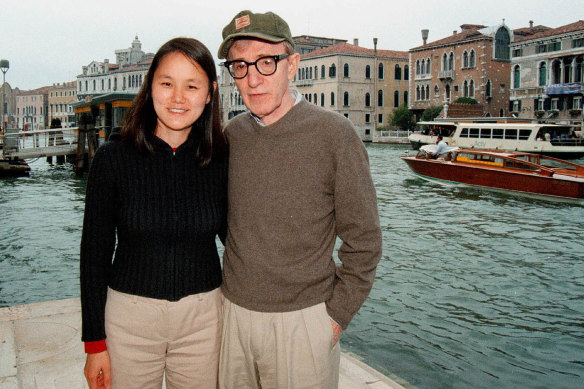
[104, 287, 223, 389]
[218, 299, 340, 389]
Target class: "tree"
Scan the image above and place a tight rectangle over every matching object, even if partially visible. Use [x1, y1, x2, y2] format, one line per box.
[421, 106, 443, 121]
[389, 103, 415, 130]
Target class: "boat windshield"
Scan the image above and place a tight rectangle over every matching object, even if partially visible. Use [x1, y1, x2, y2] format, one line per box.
[535, 126, 584, 146]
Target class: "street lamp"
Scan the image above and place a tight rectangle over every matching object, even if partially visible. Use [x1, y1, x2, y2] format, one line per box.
[1, 59, 9, 130]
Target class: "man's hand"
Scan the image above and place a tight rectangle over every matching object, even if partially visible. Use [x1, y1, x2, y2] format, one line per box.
[331, 319, 343, 346]
[84, 350, 112, 389]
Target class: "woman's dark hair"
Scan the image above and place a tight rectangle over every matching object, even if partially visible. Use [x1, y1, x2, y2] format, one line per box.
[122, 37, 226, 166]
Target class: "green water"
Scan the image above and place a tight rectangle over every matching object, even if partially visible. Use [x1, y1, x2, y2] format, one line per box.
[1, 144, 583, 388]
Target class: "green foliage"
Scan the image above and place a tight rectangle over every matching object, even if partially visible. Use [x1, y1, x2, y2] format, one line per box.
[389, 103, 415, 130]
[453, 97, 478, 104]
[421, 106, 443, 121]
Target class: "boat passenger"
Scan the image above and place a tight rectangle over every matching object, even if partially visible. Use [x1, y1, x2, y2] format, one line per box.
[432, 135, 448, 159]
[80, 37, 227, 389]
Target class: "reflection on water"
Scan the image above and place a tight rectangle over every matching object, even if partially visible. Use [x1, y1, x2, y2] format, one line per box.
[1, 145, 583, 388]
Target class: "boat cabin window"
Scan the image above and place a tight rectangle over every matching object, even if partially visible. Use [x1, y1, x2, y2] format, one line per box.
[519, 130, 531, 140]
[461, 128, 468, 137]
[481, 128, 492, 138]
[503, 160, 539, 172]
[455, 152, 504, 166]
[469, 128, 480, 138]
[504, 129, 518, 140]
[492, 129, 504, 139]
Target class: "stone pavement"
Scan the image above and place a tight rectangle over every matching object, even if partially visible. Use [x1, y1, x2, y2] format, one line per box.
[0, 298, 408, 389]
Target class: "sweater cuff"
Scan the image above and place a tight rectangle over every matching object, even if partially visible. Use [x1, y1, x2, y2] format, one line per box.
[84, 340, 107, 354]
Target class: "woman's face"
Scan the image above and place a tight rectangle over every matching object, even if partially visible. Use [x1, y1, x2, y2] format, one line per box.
[151, 51, 212, 139]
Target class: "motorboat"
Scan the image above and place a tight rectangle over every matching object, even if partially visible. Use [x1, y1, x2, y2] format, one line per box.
[409, 119, 584, 159]
[0, 158, 31, 177]
[401, 145, 584, 202]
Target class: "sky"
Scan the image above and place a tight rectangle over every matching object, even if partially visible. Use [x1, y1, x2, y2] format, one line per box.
[1, 0, 582, 90]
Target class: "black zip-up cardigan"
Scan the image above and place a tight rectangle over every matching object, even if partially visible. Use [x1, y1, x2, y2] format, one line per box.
[80, 135, 227, 342]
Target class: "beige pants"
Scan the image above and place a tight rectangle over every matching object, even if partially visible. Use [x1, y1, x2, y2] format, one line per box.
[104, 287, 223, 389]
[219, 299, 340, 389]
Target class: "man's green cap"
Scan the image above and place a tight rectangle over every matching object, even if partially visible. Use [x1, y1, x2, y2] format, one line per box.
[218, 10, 294, 59]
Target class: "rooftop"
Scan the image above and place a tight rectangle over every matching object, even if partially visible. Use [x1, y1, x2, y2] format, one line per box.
[301, 42, 408, 60]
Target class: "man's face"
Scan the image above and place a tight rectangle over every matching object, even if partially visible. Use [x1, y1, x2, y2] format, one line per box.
[228, 39, 299, 126]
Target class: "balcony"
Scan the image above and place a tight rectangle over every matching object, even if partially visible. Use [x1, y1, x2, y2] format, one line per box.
[295, 79, 314, 87]
[439, 70, 454, 80]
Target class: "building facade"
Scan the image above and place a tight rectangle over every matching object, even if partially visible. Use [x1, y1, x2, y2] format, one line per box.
[16, 87, 49, 130]
[1, 82, 20, 129]
[218, 37, 409, 141]
[294, 41, 409, 140]
[409, 23, 542, 119]
[509, 20, 584, 128]
[77, 36, 153, 100]
[48, 81, 78, 127]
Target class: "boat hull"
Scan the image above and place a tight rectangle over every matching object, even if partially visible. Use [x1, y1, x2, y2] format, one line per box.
[401, 157, 584, 201]
[0, 159, 31, 177]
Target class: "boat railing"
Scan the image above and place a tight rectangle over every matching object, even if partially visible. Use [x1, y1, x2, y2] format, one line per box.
[377, 130, 413, 138]
[550, 138, 584, 147]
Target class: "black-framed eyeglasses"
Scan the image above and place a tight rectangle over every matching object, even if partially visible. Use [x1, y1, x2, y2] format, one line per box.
[222, 54, 290, 79]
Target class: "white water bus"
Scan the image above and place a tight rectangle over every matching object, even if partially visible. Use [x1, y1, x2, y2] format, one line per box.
[409, 119, 584, 159]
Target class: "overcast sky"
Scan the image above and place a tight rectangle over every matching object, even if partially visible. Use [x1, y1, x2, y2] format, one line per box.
[1, 0, 581, 90]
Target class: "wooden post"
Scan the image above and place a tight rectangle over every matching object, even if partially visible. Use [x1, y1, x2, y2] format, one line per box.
[75, 112, 95, 176]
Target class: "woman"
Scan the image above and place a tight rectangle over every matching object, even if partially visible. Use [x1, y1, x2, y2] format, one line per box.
[80, 37, 227, 389]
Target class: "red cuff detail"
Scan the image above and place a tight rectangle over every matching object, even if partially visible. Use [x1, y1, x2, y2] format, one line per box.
[84, 340, 107, 354]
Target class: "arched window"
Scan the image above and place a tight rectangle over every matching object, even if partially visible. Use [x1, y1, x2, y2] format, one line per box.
[513, 65, 520, 89]
[365, 92, 371, 107]
[330, 92, 335, 106]
[470, 50, 476, 67]
[425, 59, 430, 74]
[486, 80, 492, 97]
[442, 53, 448, 70]
[321, 65, 325, 79]
[378, 90, 383, 106]
[470, 80, 475, 97]
[301, 68, 305, 80]
[421, 59, 425, 74]
[421, 86, 425, 100]
[395, 65, 401, 80]
[93, 80, 96, 90]
[365, 65, 371, 79]
[343, 91, 349, 106]
[404, 91, 408, 105]
[416, 86, 420, 101]
[394, 90, 399, 107]
[449, 52, 454, 71]
[320, 93, 325, 107]
[434, 85, 440, 98]
[463, 80, 469, 97]
[313, 93, 317, 104]
[329, 64, 336, 78]
[343, 63, 350, 78]
[551, 60, 561, 84]
[495, 27, 510, 60]
[463, 51, 469, 68]
[425, 85, 430, 100]
[575, 56, 583, 83]
[416, 60, 420, 75]
[378, 63, 384, 79]
[309, 67, 313, 79]
[445, 84, 451, 101]
[315, 66, 318, 79]
[404, 65, 409, 80]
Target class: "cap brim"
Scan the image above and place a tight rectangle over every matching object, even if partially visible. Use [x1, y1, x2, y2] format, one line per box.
[218, 32, 286, 59]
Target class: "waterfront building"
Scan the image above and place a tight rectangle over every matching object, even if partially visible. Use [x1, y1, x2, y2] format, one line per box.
[1, 82, 21, 129]
[48, 81, 78, 127]
[294, 35, 347, 54]
[409, 22, 545, 119]
[16, 87, 49, 130]
[218, 36, 409, 141]
[76, 36, 153, 101]
[509, 20, 584, 128]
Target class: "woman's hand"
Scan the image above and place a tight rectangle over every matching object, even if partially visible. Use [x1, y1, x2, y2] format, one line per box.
[84, 350, 112, 389]
[330, 319, 343, 346]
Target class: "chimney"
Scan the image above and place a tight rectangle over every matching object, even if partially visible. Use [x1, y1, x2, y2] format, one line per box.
[421, 29, 429, 45]
[104, 59, 109, 74]
[353, 38, 359, 46]
[453, 30, 457, 35]
[82, 66, 87, 75]
[373, 37, 378, 55]
[529, 20, 534, 28]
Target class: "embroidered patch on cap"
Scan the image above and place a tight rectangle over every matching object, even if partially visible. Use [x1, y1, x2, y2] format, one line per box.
[235, 15, 251, 30]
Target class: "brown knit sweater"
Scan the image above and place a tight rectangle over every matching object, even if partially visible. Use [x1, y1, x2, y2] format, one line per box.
[222, 100, 382, 329]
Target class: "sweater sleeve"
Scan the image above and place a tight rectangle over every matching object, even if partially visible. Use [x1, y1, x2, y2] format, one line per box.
[80, 145, 118, 343]
[325, 125, 382, 329]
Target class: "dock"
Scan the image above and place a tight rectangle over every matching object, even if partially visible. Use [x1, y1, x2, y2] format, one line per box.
[0, 299, 408, 388]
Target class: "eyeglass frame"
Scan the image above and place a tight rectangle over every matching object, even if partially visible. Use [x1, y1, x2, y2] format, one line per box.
[221, 53, 290, 80]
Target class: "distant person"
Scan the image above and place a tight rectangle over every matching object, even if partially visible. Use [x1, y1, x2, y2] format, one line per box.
[217, 10, 382, 388]
[80, 37, 227, 389]
[432, 135, 448, 158]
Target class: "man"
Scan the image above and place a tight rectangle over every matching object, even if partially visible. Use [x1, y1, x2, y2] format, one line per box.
[218, 10, 382, 388]
[433, 135, 448, 158]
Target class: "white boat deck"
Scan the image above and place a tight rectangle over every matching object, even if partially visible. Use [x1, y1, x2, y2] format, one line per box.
[0, 298, 409, 389]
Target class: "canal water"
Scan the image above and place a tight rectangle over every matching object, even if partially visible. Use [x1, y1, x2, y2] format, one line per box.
[1, 144, 583, 389]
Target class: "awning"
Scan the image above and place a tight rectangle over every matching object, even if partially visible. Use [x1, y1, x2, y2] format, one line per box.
[545, 83, 582, 95]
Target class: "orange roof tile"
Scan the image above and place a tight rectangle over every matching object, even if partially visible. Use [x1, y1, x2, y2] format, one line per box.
[301, 42, 408, 60]
[513, 20, 584, 42]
